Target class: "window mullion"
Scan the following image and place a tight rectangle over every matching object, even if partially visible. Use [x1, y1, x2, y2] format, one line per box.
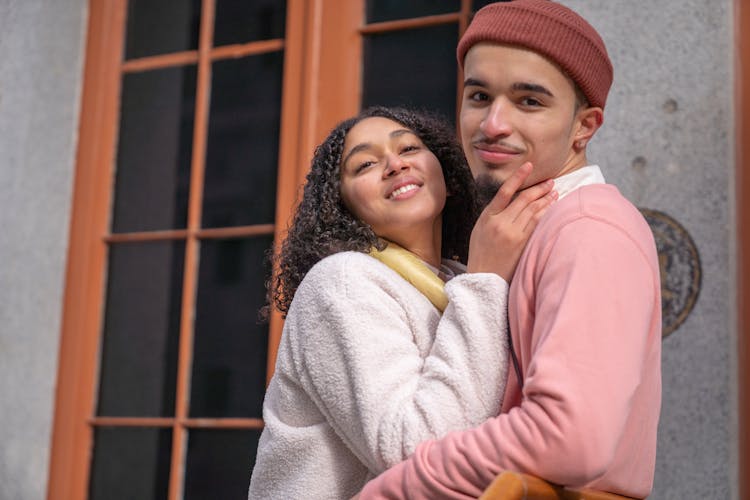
[167, 0, 215, 498]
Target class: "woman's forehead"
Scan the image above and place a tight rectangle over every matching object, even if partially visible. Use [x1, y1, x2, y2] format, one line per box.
[347, 116, 411, 141]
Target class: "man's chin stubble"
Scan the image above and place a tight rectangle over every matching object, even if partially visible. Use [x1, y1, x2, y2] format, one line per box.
[475, 173, 503, 208]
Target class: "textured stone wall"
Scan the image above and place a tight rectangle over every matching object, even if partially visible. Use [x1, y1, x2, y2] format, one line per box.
[562, 1, 735, 498]
[0, 1, 88, 499]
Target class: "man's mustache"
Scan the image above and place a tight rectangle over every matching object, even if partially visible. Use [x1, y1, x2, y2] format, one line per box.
[472, 138, 525, 154]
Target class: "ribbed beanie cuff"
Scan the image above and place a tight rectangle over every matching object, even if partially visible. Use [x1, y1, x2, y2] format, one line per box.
[457, 0, 613, 109]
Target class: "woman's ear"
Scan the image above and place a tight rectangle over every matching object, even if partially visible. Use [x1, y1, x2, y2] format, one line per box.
[572, 106, 603, 151]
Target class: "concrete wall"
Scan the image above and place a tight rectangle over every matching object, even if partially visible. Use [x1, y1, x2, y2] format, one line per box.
[0, 0, 738, 498]
[563, 1, 736, 498]
[0, 1, 88, 499]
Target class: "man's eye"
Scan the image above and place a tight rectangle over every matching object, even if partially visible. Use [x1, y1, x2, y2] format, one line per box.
[521, 97, 542, 107]
[468, 91, 489, 102]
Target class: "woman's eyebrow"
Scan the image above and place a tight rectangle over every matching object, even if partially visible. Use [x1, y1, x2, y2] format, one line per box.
[390, 129, 414, 138]
[342, 129, 416, 166]
[342, 143, 372, 167]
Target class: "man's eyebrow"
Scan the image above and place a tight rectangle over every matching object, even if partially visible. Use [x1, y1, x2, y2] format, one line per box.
[463, 77, 485, 87]
[342, 129, 416, 167]
[512, 82, 554, 97]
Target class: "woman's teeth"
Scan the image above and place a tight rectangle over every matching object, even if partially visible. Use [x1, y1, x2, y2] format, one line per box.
[389, 184, 419, 199]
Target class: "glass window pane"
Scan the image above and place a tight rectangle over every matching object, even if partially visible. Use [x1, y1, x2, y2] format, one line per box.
[473, 0, 509, 12]
[184, 429, 262, 500]
[202, 54, 283, 228]
[366, 0, 460, 23]
[362, 25, 459, 124]
[113, 66, 196, 233]
[98, 241, 184, 417]
[214, 0, 286, 46]
[190, 236, 272, 418]
[89, 427, 172, 500]
[125, 0, 202, 60]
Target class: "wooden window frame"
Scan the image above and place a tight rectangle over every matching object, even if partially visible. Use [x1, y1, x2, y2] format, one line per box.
[47, 0, 366, 498]
[47, 1, 481, 498]
[737, 0, 749, 498]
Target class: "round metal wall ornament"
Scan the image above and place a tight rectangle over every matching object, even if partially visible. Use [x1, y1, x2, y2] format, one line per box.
[639, 208, 701, 338]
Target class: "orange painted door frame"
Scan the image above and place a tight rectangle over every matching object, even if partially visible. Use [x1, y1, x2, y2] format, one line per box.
[737, 0, 750, 498]
[46, 1, 127, 498]
[268, 0, 363, 379]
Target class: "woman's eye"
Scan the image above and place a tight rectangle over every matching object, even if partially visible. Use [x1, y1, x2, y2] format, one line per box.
[400, 145, 420, 154]
[355, 161, 374, 173]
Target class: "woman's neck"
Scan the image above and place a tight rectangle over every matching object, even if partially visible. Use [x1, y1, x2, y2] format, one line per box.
[404, 242, 441, 269]
[388, 220, 442, 268]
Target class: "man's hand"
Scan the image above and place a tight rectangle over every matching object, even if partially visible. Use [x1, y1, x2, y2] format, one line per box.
[467, 162, 557, 281]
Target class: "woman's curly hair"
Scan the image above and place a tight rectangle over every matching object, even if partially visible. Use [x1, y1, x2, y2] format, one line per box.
[267, 106, 480, 317]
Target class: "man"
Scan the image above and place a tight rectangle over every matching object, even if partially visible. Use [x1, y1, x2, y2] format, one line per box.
[358, 1, 662, 498]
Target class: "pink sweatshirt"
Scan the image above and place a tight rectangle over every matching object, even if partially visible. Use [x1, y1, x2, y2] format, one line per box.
[360, 183, 662, 499]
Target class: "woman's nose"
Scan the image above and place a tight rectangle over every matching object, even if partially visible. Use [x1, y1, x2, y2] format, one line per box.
[384, 153, 408, 177]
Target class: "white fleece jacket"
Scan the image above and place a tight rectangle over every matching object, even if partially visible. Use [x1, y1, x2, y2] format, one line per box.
[248, 251, 510, 500]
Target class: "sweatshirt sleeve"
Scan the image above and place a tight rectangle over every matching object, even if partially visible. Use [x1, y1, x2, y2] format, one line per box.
[360, 217, 659, 499]
[286, 252, 509, 474]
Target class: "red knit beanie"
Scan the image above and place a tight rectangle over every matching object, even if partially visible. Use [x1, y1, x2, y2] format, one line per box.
[457, 0, 613, 109]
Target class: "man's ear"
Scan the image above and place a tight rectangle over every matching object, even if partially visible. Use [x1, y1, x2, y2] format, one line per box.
[572, 106, 603, 151]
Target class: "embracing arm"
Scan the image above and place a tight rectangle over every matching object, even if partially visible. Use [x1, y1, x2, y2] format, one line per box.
[359, 217, 660, 499]
[286, 252, 509, 474]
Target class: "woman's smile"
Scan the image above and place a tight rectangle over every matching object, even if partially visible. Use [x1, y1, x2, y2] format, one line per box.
[388, 179, 422, 200]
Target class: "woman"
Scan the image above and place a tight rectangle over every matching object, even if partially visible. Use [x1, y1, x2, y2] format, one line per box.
[249, 107, 555, 499]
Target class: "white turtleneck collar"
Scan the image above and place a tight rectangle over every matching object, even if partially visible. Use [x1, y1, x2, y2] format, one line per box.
[553, 165, 606, 200]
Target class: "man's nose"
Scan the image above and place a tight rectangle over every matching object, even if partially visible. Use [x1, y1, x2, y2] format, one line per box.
[479, 99, 512, 138]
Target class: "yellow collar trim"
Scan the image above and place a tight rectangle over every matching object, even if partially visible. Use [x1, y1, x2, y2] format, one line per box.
[368, 241, 448, 312]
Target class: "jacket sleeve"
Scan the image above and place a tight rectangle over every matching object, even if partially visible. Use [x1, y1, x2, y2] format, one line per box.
[285, 252, 510, 474]
[360, 217, 659, 499]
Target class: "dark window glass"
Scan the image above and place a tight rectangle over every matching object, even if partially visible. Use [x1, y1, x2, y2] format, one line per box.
[184, 429, 262, 500]
[125, 0, 201, 60]
[113, 66, 196, 233]
[98, 241, 184, 417]
[472, 0, 511, 13]
[214, 0, 286, 46]
[366, 0, 460, 23]
[190, 236, 272, 418]
[89, 427, 172, 500]
[202, 54, 283, 228]
[362, 25, 459, 125]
